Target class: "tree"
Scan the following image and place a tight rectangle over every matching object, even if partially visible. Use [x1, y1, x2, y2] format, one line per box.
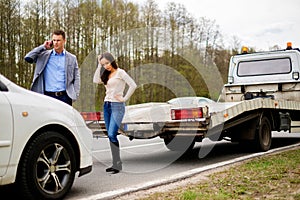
[0, 0, 20, 82]
[0, 0, 237, 108]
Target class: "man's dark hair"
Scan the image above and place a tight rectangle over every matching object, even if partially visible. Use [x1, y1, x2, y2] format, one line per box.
[52, 29, 66, 40]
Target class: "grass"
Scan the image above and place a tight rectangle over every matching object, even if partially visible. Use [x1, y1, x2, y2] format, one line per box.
[138, 148, 300, 200]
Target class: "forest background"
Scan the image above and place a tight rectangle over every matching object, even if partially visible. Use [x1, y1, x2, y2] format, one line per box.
[0, 0, 273, 111]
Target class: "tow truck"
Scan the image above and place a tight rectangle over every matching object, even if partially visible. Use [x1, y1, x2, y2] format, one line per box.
[81, 42, 300, 152]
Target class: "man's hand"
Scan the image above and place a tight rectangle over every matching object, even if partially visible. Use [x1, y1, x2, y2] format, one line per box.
[44, 40, 53, 49]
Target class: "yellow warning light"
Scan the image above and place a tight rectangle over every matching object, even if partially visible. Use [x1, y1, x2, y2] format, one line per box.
[286, 42, 292, 50]
[241, 46, 248, 54]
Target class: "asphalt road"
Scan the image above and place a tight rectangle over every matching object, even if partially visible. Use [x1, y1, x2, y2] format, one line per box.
[64, 132, 300, 200]
[1, 132, 299, 200]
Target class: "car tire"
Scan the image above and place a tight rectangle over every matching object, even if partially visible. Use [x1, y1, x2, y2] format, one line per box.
[164, 135, 195, 152]
[17, 131, 76, 200]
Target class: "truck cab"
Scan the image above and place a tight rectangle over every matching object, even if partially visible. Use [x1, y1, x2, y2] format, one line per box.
[219, 43, 300, 102]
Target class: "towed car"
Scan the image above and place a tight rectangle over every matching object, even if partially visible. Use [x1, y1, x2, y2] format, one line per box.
[82, 97, 215, 151]
[123, 96, 215, 125]
[122, 97, 215, 137]
[82, 97, 215, 134]
[0, 74, 93, 200]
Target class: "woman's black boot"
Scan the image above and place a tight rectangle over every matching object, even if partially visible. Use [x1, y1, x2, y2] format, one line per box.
[106, 141, 122, 174]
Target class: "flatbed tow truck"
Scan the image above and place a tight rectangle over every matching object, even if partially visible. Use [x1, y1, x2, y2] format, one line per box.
[81, 42, 300, 152]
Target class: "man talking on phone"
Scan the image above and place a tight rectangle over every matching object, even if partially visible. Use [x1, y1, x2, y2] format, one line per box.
[24, 29, 80, 106]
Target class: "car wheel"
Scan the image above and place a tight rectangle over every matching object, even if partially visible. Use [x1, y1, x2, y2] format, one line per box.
[164, 135, 195, 152]
[17, 131, 76, 200]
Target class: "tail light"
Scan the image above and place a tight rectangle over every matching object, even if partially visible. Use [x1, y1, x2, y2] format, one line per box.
[80, 112, 102, 121]
[171, 107, 203, 120]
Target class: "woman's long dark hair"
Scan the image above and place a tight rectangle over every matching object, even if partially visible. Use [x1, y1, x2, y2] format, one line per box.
[98, 52, 118, 85]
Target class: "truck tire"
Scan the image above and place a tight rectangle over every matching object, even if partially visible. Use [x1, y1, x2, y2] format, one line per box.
[17, 131, 76, 200]
[164, 135, 195, 152]
[254, 116, 272, 152]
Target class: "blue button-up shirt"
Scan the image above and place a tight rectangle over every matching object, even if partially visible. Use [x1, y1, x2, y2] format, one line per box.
[44, 49, 66, 92]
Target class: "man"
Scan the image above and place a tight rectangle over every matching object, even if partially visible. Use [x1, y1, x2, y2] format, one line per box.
[24, 29, 80, 106]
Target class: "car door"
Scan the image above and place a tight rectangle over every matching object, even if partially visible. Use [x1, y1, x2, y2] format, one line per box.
[0, 79, 13, 176]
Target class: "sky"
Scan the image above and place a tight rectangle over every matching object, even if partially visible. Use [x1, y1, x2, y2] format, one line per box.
[132, 0, 300, 51]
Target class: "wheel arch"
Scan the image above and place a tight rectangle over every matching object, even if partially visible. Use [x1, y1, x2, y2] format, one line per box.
[17, 124, 81, 177]
[223, 108, 275, 141]
[261, 109, 276, 131]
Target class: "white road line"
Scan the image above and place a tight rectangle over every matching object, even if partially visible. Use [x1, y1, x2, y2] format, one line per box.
[76, 142, 300, 200]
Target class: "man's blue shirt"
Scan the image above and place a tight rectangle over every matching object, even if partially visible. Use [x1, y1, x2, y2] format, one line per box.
[44, 49, 66, 92]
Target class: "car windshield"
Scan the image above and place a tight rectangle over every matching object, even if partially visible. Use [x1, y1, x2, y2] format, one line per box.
[167, 97, 213, 106]
[168, 98, 194, 105]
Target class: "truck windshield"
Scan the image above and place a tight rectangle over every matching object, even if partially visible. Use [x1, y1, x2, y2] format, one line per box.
[237, 58, 291, 77]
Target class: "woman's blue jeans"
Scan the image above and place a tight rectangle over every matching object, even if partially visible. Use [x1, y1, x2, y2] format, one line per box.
[103, 101, 125, 143]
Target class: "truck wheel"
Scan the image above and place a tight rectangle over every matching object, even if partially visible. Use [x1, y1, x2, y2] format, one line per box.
[255, 116, 272, 152]
[17, 131, 76, 200]
[164, 135, 195, 152]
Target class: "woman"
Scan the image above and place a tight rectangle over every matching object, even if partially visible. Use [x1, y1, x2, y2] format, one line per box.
[93, 52, 137, 174]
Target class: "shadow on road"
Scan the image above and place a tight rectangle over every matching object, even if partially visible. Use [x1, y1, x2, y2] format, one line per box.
[1, 137, 299, 199]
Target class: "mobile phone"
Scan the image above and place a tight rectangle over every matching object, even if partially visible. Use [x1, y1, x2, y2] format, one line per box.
[49, 40, 53, 47]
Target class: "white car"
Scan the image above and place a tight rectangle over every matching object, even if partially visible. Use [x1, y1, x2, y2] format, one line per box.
[0, 74, 93, 200]
[123, 96, 215, 124]
[82, 96, 216, 151]
[117, 96, 214, 140]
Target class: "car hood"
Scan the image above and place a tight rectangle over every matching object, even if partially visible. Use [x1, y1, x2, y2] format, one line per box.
[0, 74, 78, 126]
